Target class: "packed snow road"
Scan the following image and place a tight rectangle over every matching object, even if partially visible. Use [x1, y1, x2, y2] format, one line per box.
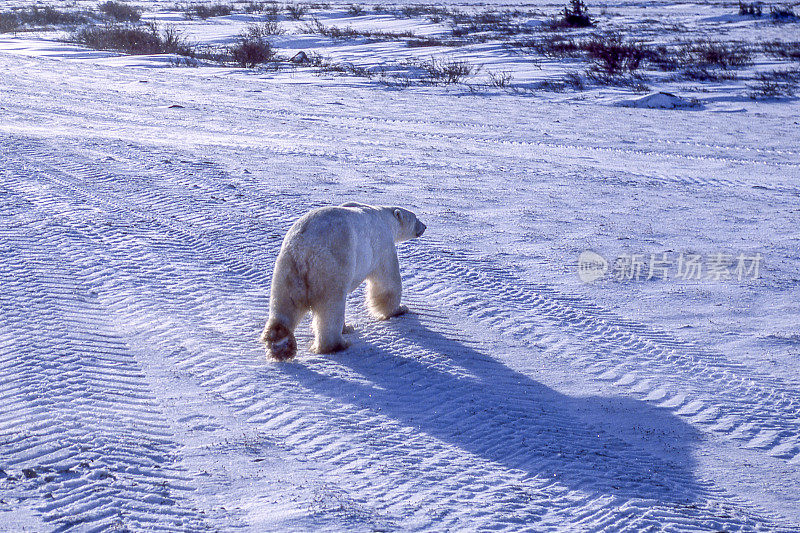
[1, 50, 799, 531]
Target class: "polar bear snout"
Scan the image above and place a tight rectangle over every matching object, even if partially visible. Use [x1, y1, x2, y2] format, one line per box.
[415, 220, 426, 238]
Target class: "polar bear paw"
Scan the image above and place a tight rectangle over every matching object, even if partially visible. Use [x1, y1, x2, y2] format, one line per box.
[312, 339, 350, 354]
[262, 323, 297, 361]
[380, 304, 408, 320]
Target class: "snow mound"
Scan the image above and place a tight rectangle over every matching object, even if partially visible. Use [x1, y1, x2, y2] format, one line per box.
[616, 92, 700, 109]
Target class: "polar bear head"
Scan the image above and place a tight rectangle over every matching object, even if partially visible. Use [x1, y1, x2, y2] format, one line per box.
[391, 207, 426, 242]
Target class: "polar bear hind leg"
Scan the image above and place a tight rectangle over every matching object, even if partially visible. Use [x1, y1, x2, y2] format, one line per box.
[261, 284, 307, 361]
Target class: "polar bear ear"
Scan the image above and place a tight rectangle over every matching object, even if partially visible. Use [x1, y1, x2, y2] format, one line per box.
[393, 209, 403, 222]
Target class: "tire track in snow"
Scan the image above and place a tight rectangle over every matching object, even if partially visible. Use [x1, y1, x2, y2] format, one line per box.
[260, 108, 800, 160]
[15, 136, 800, 469]
[295, 118, 800, 195]
[2, 136, 794, 530]
[0, 187, 209, 530]
[22, 102, 794, 199]
[13, 133, 800, 465]
[399, 245, 800, 465]
[258, 108, 800, 171]
[106, 108, 800, 195]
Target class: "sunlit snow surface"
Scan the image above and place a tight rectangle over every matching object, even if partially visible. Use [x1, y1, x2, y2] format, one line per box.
[1, 0, 799, 531]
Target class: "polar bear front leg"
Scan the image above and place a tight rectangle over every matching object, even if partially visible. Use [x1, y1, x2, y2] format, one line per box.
[367, 253, 407, 320]
[311, 296, 350, 354]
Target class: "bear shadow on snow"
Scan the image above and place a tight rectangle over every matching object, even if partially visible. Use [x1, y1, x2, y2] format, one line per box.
[278, 311, 704, 506]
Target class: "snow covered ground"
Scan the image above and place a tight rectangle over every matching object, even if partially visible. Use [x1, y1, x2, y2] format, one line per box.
[1, 0, 799, 531]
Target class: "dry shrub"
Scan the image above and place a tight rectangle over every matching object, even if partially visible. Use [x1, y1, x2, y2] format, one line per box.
[584, 34, 646, 75]
[418, 57, 476, 84]
[184, 3, 232, 19]
[516, 35, 581, 58]
[748, 69, 799, 99]
[681, 40, 751, 69]
[763, 40, 800, 60]
[346, 4, 364, 16]
[286, 4, 307, 20]
[1, 5, 92, 31]
[99, 1, 141, 22]
[244, 20, 282, 37]
[74, 23, 192, 55]
[230, 35, 274, 67]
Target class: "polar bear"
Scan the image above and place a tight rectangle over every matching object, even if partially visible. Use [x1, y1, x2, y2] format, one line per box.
[260, 202, 426, 360]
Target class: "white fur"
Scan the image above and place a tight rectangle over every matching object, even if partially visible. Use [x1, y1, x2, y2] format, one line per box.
[262, 202, 425, 356]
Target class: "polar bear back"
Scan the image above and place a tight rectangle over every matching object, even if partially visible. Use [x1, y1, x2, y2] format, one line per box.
[279, 205, 396, 297]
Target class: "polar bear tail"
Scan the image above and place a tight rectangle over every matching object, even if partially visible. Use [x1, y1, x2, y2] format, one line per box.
[261, 322, 297, 361]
